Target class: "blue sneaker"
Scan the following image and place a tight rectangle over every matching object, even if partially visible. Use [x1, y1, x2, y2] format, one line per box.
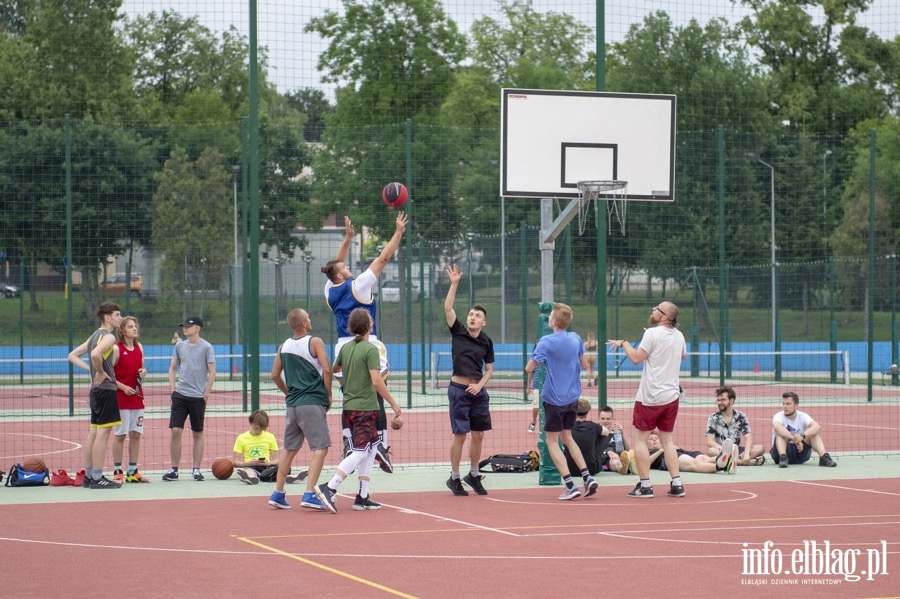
[268, 490, 291, 510]
[583, 478, 599, 497]
[300, 491, 326, 510]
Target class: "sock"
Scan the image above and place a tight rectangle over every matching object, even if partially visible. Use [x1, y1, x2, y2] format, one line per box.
[328, 472, 344, 490]
[640, 478, 651, 488]
[171, 466, 179, 472]
[114, 462, 122, 471]
[470, 468, 479, 478]
[563, 475, 574, 489]
[580, 468, 590, 481]
[92, 469, 103, 481]
[192, 467, 201, 474]
[128, 463, 137, 475]
[672, 476, 682, 486]
[450, 472, 460, 480]
[359, 479, 369, 498]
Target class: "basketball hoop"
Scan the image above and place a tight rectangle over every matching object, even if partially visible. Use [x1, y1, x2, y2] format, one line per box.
[576, 180, 628, 236]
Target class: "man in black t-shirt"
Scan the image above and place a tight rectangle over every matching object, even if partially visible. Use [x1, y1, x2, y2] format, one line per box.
[564, 399, 608, 475]
[443, 264, 495, 497]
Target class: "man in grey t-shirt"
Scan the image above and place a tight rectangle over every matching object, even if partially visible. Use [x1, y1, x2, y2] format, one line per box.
[163, 316, 216, 481]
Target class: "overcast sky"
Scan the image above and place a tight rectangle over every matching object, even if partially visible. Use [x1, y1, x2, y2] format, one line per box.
[122, 1, 897, 94]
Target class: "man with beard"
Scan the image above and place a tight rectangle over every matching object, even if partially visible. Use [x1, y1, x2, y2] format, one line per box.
[706, 386, 765, 466]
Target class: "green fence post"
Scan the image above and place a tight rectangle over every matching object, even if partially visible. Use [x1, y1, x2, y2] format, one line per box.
[690, 322, 700, 377]
[536, 301, 561, 486]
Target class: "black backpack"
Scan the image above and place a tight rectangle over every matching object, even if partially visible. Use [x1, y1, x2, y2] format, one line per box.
[478, 451, 540, 473]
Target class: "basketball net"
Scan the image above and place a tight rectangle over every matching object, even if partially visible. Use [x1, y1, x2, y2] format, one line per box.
[576, 180, 628, 236]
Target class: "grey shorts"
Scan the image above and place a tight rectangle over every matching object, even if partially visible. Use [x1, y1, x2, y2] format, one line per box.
[283, 404, 331, 452]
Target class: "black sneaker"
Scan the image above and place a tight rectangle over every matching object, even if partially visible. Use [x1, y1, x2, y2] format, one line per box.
[162, 469, 179, 481]
[463, 473, 488, 495]
[352, 494, 382, 511]
[375, 443, 394, 474]
[89, 476, 122, 489]
[314, 483, 337, 513]
[286, 470, 308, 484]
[778, 455, 788, 469]
[667, 482, 686, 498]
[626, 483, 654, 498]
[193, 469, 204, 481]
[819, 453, 837, 467]
[446, 476, 469, 496]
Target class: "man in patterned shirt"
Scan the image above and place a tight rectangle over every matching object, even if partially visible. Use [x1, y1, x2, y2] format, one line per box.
[705, 386, 765, 466]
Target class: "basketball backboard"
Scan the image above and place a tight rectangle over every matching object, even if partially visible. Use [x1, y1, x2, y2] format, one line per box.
[500, 89, 676, 201]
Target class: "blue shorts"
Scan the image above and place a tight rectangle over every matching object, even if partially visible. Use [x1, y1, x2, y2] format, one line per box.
[448, 382, 492, 435]
[770, 442, 812, 465]
[544, 401, 577, 433]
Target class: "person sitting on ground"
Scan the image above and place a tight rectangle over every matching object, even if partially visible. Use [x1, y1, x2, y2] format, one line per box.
[771, 391, 837, 468]
[706, 386, 766, 466]
[563, 398, 610, 476]
[644, 431, 737, 474]
[232, 410, 303, 484]
[598, 405, 631, 474]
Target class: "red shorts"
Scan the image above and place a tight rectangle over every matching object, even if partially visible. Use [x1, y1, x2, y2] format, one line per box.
[633, 399, 679, 433]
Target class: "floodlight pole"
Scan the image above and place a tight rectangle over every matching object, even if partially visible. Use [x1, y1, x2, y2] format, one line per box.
[748, 153, 777, 348]
[232, 165, 241, 346]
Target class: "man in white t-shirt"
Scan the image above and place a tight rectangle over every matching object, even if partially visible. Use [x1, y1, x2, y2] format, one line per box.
[771, 391, 837, 468]
[607, 301, 687, 499]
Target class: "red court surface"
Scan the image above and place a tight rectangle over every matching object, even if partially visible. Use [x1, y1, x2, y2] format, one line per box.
[1, 478, 898, 598]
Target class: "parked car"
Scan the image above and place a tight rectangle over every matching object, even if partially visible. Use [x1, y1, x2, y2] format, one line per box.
[0, 282, 20, 298]
[379, 280, 420, 303]
[102, 273, 142, 298]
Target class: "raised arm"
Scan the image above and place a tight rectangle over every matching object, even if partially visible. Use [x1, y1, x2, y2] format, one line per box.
[369, 211, 408, 277]
[444, 264, 461, 328]
[335, 215, 355, 262]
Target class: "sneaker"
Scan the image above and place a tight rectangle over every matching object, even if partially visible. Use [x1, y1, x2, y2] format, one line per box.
[300, 491, 326, 510]
[112, 469, 125, 484]
[558, 485, 582, 500]
[126, 470, 150, 483]
[667, 482, 686, 498]
[583, 478, 599, 497]
[268, 490, 291, 509]
[79, 470, 91, 488]
[314, 483, 337, 513]
[50, 469, 74, 487]
[819, 453, 837, 468]
[162, 469, 179, 481]
[627, 483, 654, 498]
[342, 437, 352, 459]
[286, 471, 309, 484]
[375, 444, 394, 474]
[716, 439, 734, 470]
[527, 422, 535, 433]
[446, 476, 469, 496]
[778, 454, 788, 468]
[617, 450, 631, 475]
[236, 469, 260, 485]
[353, 494, 383, 511]
[89, 476, 122, 489]
[192, 469, 204, 482]
[463, 473, 488, 495]
[726, 444, 739, 475]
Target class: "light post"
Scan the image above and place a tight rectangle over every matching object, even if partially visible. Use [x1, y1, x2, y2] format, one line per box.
[232, 165, 241, 344]
[303, 251, 314, 312]
[747, 152, 777, 347]
[822, 150, 831, 237]
[466, 232, 475, 308]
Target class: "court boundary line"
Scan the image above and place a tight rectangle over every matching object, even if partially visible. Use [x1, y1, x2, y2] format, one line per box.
[790, 479, 900, 497]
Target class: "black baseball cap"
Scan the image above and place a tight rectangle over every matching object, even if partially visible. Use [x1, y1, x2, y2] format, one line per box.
[178, 316, 203, 328]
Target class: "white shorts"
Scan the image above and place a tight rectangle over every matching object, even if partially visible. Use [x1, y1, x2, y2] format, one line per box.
[333, 335, 389, 380]
[114, 409, 145, 436]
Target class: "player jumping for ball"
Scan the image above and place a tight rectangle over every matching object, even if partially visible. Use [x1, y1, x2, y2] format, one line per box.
[321, 211, 407, 473]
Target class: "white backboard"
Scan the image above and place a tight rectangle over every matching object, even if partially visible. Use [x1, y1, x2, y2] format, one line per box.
[500, 89, 676, 201]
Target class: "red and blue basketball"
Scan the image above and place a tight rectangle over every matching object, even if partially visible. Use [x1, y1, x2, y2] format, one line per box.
[382, 182, 408, 208]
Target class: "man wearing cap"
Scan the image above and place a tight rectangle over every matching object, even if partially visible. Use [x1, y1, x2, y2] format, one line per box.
[164, 316, 216, 481]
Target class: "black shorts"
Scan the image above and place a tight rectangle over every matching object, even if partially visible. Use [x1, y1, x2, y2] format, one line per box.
[169, 391, 206, 432]
[90, 387, 121, 427]
[544, 401, 577, 433]
[448, 382, 492, 434]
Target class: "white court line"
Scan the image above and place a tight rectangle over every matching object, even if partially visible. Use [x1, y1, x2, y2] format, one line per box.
[0, 433, 80, 460]
[485, 489, 758, 507]
[790, 479, 900, 496]
[380, 499, 521, 537]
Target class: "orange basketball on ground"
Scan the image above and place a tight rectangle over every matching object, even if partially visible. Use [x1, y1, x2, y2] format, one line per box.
[211, 458, 234, 480]
[22, 456, 47, 473]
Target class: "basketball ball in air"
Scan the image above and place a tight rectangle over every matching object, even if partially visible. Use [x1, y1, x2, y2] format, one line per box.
[382, 182, 408, 208]
[211, 458, 234, 480]
[390, 416, 404, 430]
[22, 456, 47, 473]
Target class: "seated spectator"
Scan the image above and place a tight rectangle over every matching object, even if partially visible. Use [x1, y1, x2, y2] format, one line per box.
[563, 399, 609, 475]
[232, 410, 304, 484]
[706, 386, 765, 465]
[646, 431, 736, 474]
[598, 405, 631, 474]
[771, 391, 837, 468]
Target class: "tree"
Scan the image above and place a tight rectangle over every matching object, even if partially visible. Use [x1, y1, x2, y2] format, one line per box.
[284, 87, 334, 143]
[152, 146, 232, 315]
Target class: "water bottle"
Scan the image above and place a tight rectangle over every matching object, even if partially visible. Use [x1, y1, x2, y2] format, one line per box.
[613, 429, 624, 453]
[135, 372, 143, 393]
